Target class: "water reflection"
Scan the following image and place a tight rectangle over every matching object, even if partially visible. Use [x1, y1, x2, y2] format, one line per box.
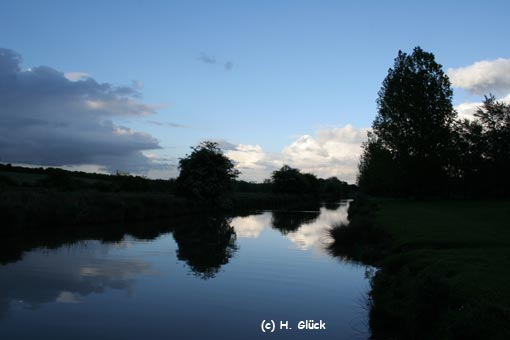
[0, 201, 371, 340]
[0, 238, 153, 319]
[0, 222, 173, 265]
[0, 215, 239, 321]
[285, 204, 349, 251]
[231, 201, 350, 252]
[230, 212, 271, 238]
[271, 210, 321, 234]
[172, 215, 238, 279]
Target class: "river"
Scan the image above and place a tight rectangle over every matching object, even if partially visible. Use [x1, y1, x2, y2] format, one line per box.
[0, 200, 371, 339]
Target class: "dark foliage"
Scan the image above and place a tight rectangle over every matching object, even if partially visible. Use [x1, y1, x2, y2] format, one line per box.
[269, 165, 354, 197]
[172, 215, 238, 279]
[232, 179, 272, 193]
[472, 96, 510, 196]
[0, 163, 176, 193]
[360, 46, 455, 197]
[328, 198, 390, 264]
[175, 141, 240, 203]
[319, 176, 356, 197]
[357, 133, 400, 196]
[271, 165, 309, 194]
[359, 47, 510, 198]
[271, 210, 320, 235]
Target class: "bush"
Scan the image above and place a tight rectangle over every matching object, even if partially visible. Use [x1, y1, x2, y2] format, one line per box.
[175, 141, 239, 204]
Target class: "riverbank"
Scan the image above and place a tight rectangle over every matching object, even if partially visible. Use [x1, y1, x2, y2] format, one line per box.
[0, 188, 339, 236]
[330, 199, 510, 339]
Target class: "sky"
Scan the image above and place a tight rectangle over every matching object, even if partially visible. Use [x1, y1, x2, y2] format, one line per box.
[1, 0, 510, 183]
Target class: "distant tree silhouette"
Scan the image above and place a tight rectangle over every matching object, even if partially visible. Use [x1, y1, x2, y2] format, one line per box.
[232, 179, 272, 193]
[318, 176, 356, 198]
[302, 172, 320, 195]
[271, 165, 320, 194]
[269, 165, 354, 197]
[176, 141, 239, 203]
[271, 165, 305, 194]
[360, 47, 456, 196]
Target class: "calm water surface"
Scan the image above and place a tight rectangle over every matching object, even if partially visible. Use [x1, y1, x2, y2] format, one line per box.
[0, 201, 371, 339]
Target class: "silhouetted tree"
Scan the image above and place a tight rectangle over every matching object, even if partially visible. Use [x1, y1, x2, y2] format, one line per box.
[271, 165, 307, 194]
[450, 118, 487, 197]
[361, 47, 456, 196]
[232, 179, 272, 193]
[302, 172, 320, 195]
[317, 176, 354, 198]
[474, 95, 510, 196]
[358, 132, 400, 195]
[176, 141, 240, 203]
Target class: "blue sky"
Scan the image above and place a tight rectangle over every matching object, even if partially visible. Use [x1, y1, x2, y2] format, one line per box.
[1, 0, 509, 182]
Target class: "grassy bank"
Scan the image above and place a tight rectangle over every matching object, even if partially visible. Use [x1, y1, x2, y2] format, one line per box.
[330, 199, 510, 339]
[0, 188, 335, 236]
[0, 189, 200, 234]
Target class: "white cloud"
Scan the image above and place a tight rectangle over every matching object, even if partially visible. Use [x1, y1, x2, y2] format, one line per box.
[64, 71, 90, 81]
[225, 124, 368, 183]
[448, 58, 510, 95]
[454, 94, 510, 120]
[455, 101, 482, 120]
[227, 144, 267, 169]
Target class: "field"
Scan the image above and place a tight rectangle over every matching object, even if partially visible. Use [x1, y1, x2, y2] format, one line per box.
[368, 200, 510, 339]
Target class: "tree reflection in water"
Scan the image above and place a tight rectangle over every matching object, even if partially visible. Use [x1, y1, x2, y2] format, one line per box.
[270, 210, 320, 235]
[172, 215, 238, 279]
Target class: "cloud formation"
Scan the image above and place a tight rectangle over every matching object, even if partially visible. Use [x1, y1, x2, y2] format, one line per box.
[454, 94, 510, 120]
[224, 61, 234, 71]
[197, 52, 234, 71]
[197, 52, 216, 64]
[0, 48, 163, 173]
[145, 120, 187, 128]
[64, 71, 90, 81]
[455, 102, 482, 120]
[448, 58, 510, 95]
[225, 125, 368, 183]
[285, 205, 349, 252]
[231, 212, 271, 238]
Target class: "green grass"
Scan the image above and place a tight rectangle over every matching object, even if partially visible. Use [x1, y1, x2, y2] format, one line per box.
[375, 200, 510, 250]
[0, 171, 46, 185]
[368, 200, 510, 339]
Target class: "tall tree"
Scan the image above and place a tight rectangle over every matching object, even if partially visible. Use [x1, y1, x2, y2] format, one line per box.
[366, 47, 456, 196]
[450, 118, 487, 197]
[474, 95, 510, 196]
[357, 132, 400, 196]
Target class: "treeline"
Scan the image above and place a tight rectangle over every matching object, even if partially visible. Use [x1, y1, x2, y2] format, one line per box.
[358, 47, 510, 198]
[0, 163, 175, 192]
[173, 142, 356, 201]
[0, 152, 355, 199]
[233, 167, 355, 197]
[267, 164, 355, 197]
